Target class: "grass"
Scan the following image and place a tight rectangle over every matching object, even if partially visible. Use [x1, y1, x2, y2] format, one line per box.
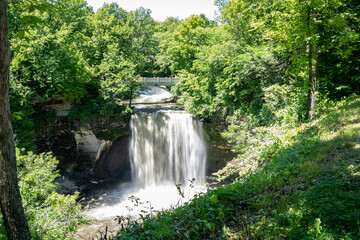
[109, 96, 360, 239]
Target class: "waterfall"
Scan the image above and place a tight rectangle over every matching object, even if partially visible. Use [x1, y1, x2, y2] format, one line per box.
[87, 87, 208, 220]
[129, 110, 207, 188]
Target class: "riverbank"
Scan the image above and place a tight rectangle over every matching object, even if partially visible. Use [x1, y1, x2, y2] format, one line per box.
[109, 96, 360, 239]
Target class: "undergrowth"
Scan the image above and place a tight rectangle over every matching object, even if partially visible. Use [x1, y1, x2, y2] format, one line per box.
[111, 96, 360, 239]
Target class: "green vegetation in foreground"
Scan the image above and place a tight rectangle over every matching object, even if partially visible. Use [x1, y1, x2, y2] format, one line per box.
[112, 96, 360, 239]
[0, 149, 85, 239]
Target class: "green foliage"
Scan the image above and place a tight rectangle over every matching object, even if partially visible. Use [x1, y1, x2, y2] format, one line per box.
[214, 0, 359, 120]
[99, 54, 141, 100]
[0, 149, 84, 239]
[69, 93, 131, 124]
[155, 15, 215, 74]
[89, 3, 158, 78]
[11, 26, 91, 102]
[173, 44, 291, 122]
[9, 73, 36, 151]
[261, 84, 302, 127]
[10, 0, 93, 103]
[173, 71, 214, 119]
[8, 0, 159, 108]
[114, 185, 244, 240]
[154, 17, 181, 75]
[17, 150, 59, 205]
[8, 0, 157, 153]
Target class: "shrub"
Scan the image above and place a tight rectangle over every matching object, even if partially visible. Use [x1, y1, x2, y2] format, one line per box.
[0, 149, 85, 239]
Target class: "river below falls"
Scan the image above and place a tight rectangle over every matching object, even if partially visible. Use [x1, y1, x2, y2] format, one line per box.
[73, 87, 232, 239]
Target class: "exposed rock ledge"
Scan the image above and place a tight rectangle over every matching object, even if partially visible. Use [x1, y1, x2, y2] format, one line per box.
[34, 103, 132, 193]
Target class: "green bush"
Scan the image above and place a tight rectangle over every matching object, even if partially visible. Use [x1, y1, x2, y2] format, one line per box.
[69, 94, 131, 124]
[9, 73, 37, 151]
[0, 149, 85, 240]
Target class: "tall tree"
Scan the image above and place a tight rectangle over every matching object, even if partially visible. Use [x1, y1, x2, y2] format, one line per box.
[166, 15, 209, 73]
[271, 0, 350, 119]
[0, 0, 31, 239]
[222, 0, 357, 119]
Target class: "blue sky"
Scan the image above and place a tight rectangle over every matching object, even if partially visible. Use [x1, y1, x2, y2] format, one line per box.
[86, 0, 218, 21]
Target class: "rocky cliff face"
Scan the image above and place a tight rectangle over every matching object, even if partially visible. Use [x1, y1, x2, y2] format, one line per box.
[34, 103, 132, 183]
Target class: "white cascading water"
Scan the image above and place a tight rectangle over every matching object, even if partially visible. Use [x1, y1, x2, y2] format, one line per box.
[130, 111, 207, 188]
[88, 87, 207, 219]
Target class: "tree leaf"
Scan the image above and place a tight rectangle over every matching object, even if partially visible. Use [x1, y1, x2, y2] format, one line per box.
[18, 29, 25, 39]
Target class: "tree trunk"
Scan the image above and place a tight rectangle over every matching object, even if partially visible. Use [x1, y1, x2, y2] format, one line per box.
[0, 0, 31, 239]
[310, 57, 317, 119]
[129, 85, 133, 108]
[306, 42, 317, 120]
[305, 6, 317, 120]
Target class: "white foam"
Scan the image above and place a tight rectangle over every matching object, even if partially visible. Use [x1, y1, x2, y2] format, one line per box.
[87, 184, 206, 220]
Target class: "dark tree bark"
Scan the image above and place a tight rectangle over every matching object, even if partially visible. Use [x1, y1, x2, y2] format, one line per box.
[310, 57, 317, 119]
[306, 41, 318, 120]
[305, 6, 318, 120]
[0, 0, 31, 239]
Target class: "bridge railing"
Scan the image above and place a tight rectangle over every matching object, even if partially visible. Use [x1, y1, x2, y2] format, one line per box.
[140, 77, 179, 86]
